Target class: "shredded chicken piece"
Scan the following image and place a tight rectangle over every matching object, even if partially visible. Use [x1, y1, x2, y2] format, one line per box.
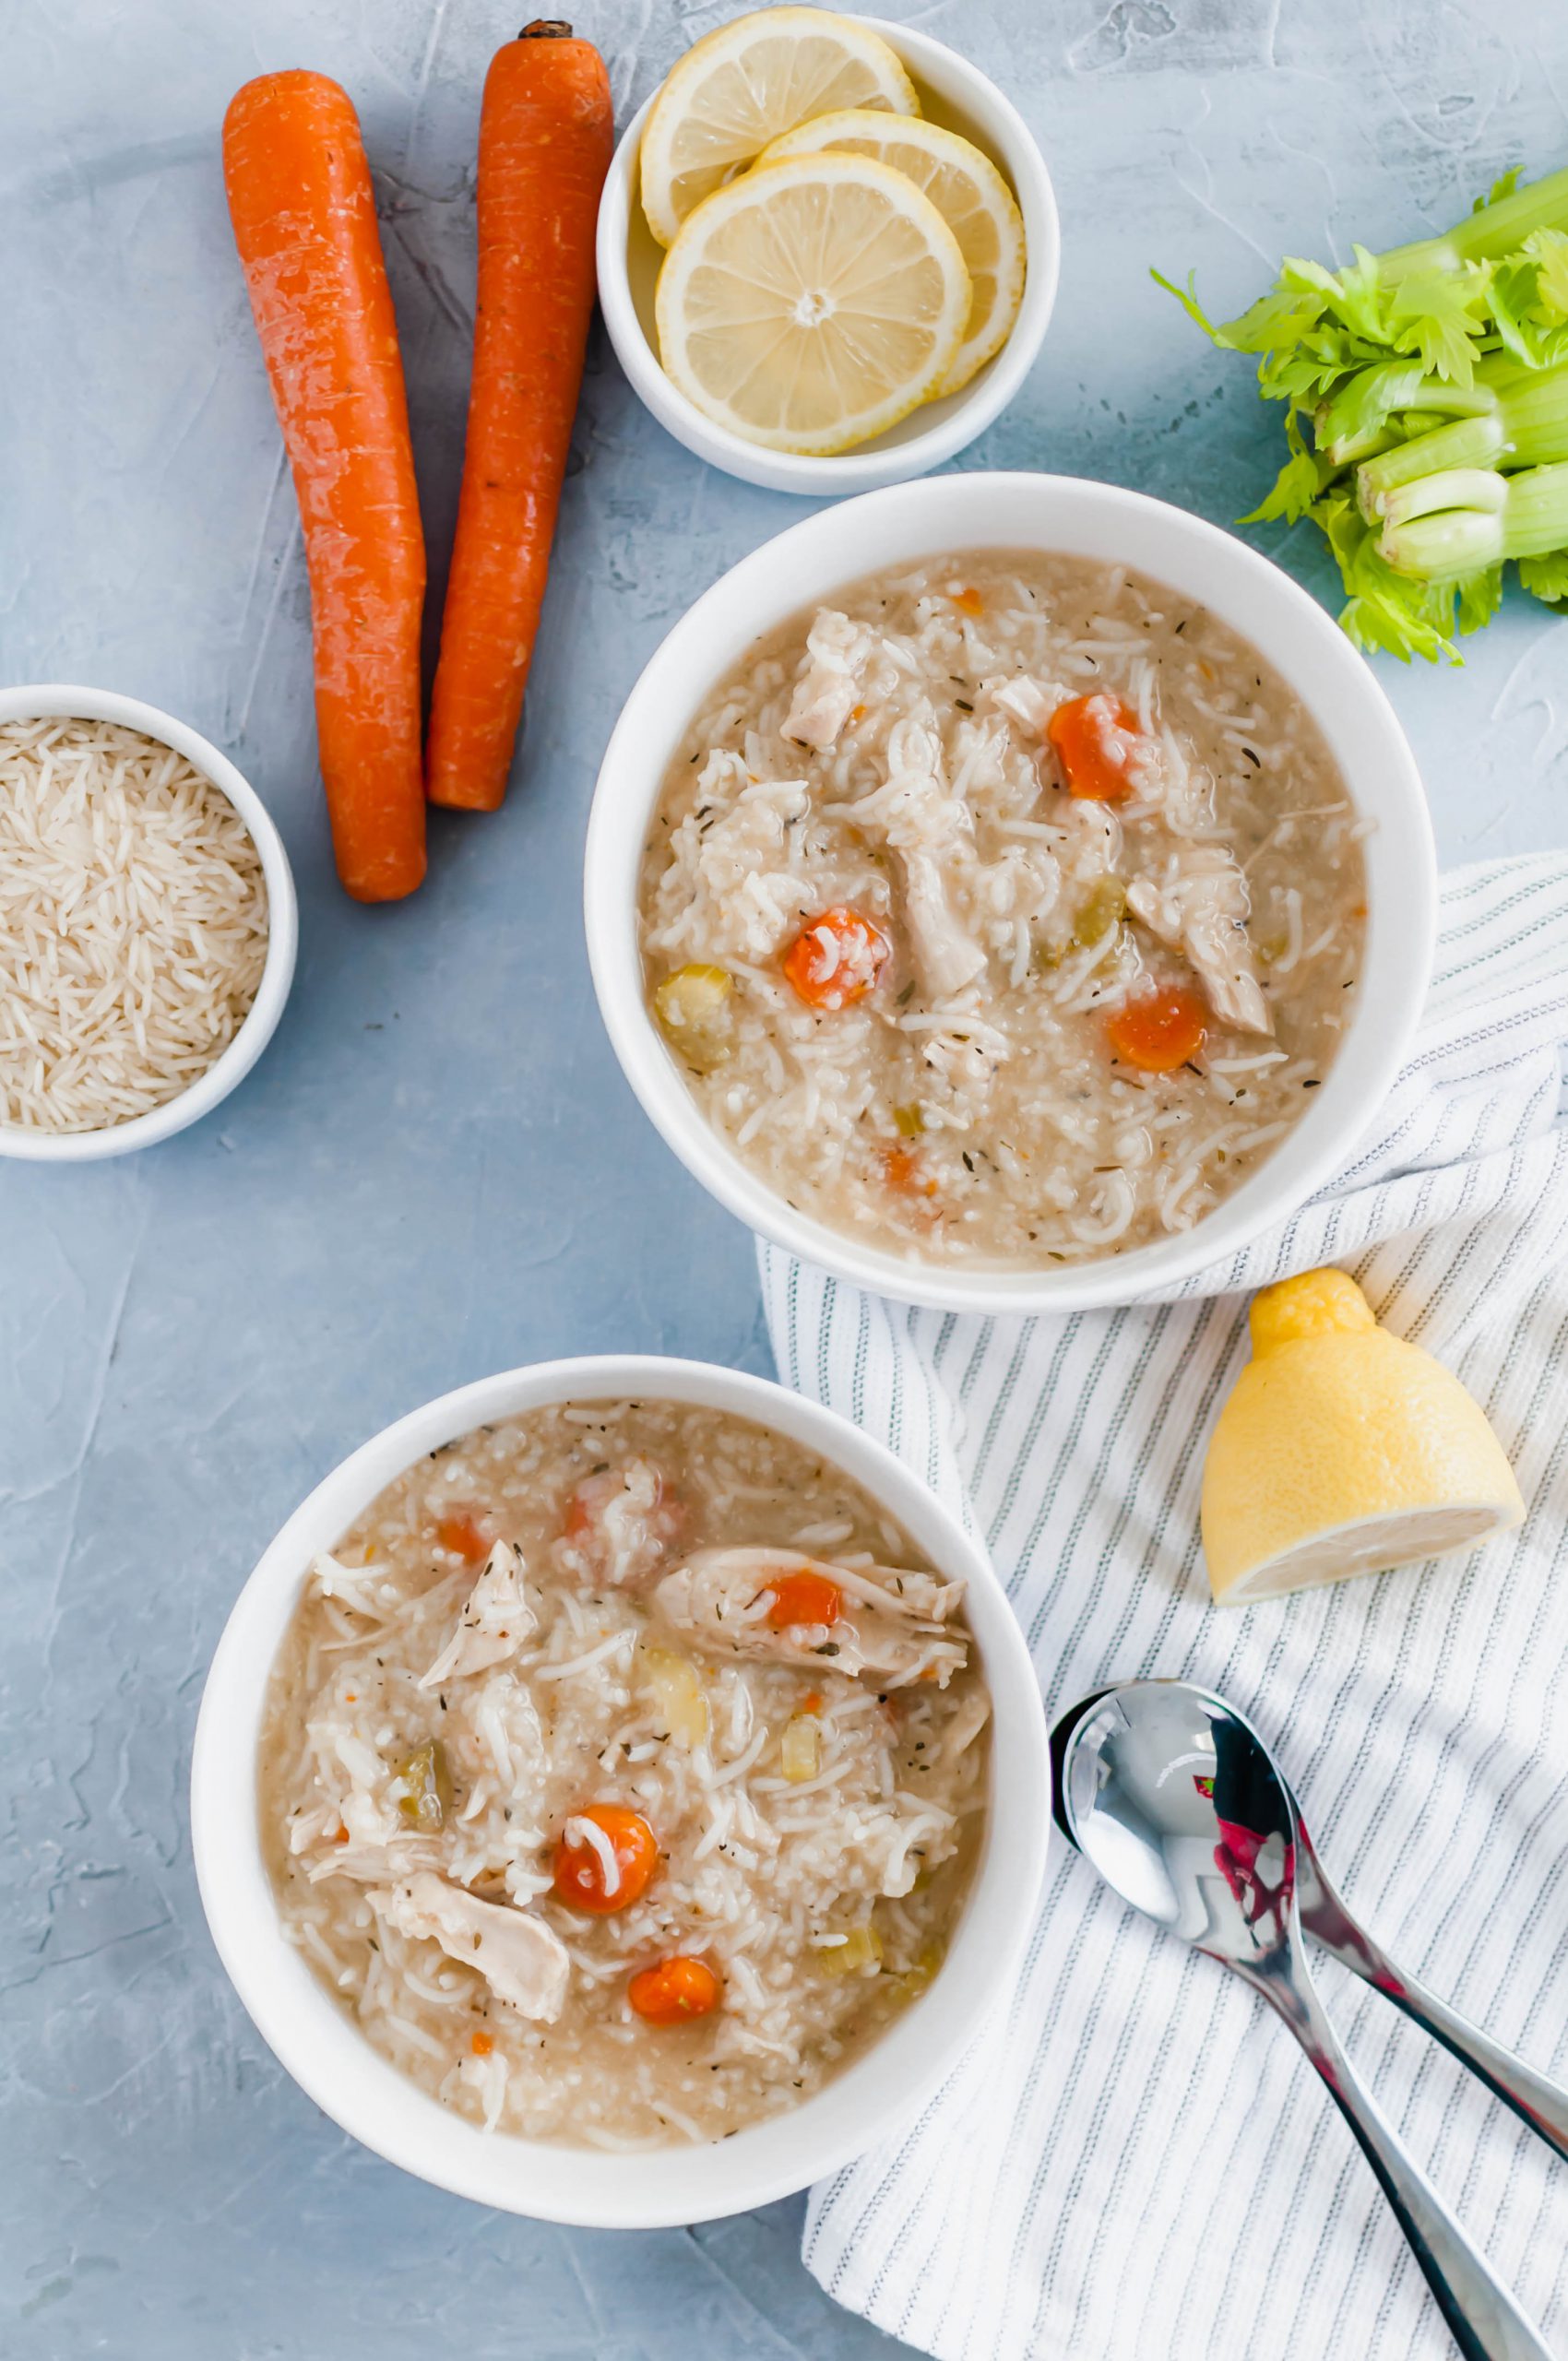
[654, 1547, 968, 1688]
[915, 1012, 1011, 1113]
[311, 1550, 395, 1620]
[307, 1840, 444, 1887]
[449, 1671, 546, 1816]
[559, 1456, 679, 1586]
[672, 777, 813, 962]
[900, 846, 988, 999]
[1125, 847, 1273, 1034]
[940, 1686, 992, 1766]
[419, 1542, 535, 1691]
[985, 673, 1057, 736]
[370, 1872, 569, 2020]
[782, 610, 877, 749]
[851, 718, 987, 1000]
[713, 1548, 964, 1622]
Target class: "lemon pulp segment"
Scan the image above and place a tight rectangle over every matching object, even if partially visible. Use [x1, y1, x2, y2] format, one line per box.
[758, 109, 1026, 391]
[639, 7, 919, 247]
[655, 153, 971, 456]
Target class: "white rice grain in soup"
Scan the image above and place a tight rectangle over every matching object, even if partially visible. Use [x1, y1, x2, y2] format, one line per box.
[260, 1399, 989, 2147]
[637, 552, 1369, 1267]
[0, 717, 268, 1133]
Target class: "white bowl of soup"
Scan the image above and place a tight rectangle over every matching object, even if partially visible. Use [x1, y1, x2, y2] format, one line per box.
[192, 1356, 1048, 2227]
[585, 473, 1436, 1314]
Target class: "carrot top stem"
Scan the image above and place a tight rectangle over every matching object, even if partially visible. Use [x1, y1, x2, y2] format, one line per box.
[521, 19, 574, 33]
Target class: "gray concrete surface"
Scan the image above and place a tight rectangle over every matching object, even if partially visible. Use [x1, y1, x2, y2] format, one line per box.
[4, 0, 1567, 2353]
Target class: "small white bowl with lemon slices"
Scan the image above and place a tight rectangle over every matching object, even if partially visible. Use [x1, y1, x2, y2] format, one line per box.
[597, 9, 1060, 493]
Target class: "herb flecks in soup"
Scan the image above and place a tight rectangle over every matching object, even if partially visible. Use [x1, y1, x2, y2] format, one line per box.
[261, 1400, 987, 2147]
[638, 553, 1368, 1267]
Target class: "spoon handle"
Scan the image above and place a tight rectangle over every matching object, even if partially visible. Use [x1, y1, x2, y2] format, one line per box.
[1316, 1931, 1568, 2165]
[1255, 1959, 1554, 2361]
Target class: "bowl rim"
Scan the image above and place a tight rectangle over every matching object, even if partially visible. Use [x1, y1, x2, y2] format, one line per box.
[0, 682, 299, 1163]
[595, 15, 1063, 496]
[191, 1352, 1050, 2228]
[584, 470, 1438, 1315]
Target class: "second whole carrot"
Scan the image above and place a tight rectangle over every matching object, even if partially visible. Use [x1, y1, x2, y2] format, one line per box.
[223, 71, 427, 902]
[426, 21, 613, 813]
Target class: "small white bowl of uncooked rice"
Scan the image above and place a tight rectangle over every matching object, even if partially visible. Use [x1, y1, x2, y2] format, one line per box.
[0, 685, 296, 1161]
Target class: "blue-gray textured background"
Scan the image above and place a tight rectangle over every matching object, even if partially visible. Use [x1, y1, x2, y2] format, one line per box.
[4, 2, 1567, 2353]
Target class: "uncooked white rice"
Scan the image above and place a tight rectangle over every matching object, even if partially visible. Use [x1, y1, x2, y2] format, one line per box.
[0, 716, 269, 1133]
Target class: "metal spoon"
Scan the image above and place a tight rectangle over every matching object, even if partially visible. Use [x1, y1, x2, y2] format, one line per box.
[1055, 1679, 1553, 2361]
[1051, 1683, 1568, 2164]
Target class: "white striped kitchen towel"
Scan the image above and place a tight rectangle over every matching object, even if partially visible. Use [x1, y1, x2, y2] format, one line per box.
[759, 853, 1568, 2361]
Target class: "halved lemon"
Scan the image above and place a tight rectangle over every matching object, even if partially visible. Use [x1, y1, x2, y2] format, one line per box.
[758, 110, 1026, 393]
[1201, 1268, 1525, 1605]
[639, 6, 919, 248]
[655, 152, 970, 457]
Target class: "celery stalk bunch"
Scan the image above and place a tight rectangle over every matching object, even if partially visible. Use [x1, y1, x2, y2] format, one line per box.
[1158, 166, 1568, 661]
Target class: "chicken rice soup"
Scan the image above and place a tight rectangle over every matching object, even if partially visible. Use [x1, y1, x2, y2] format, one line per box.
[261, 1399, 988, 2147]
[638, 552, 1367, 1265]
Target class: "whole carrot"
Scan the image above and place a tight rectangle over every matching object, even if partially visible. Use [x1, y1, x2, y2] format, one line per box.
[223, 72, 427, 901]
[426, 22, 613, 813]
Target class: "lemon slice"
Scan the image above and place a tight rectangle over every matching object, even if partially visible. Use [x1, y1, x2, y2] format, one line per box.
[758, 110, 1026, 393]
[1201, 1268, 1525, 1605]
[656, 153, 970, 456]
[639, 6, 919, 248]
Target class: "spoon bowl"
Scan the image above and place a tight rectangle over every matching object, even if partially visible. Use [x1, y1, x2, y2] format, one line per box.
[1061, 1683, 1295, 1962]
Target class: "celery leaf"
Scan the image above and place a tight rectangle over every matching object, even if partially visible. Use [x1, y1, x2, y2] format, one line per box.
[1527, 227, 1568, 319]
[1221, 281, 1328, 357]
[1476, 166, 1523, 213]
[1317, 359, 1432, 457]
[1147, 268, 1236, 346]
[1385, 264, 1491, 386]
[1319, 494, 1461, 663]
[1333, 245, 1389, 342]
[1519, 550, 1568, 602]
[1457, 564, 1505, 633]
[1240, 408, 1328, 524]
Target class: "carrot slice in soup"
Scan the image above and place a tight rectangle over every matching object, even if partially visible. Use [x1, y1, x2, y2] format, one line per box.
[552, 1804, 659, 1914]
[783, 907, 891, 1010]
[436, 1513, 490, 1564]
[766, 1570, 842, 1630]
[1046, 694, 1146, 802]
[1106, 986, 1208, 1073]
[628, 1955, 721, 2024]
[881, 1144, 937, 1198]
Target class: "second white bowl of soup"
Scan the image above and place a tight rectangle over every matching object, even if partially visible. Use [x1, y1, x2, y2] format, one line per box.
[586, 474, 1435, 1314]
[193, 1357, 1047, 2226]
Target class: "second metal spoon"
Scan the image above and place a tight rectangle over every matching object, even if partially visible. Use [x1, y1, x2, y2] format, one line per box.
[1055, 1679, 1554, 2361]
[1050, 1681, 1568, 2165]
